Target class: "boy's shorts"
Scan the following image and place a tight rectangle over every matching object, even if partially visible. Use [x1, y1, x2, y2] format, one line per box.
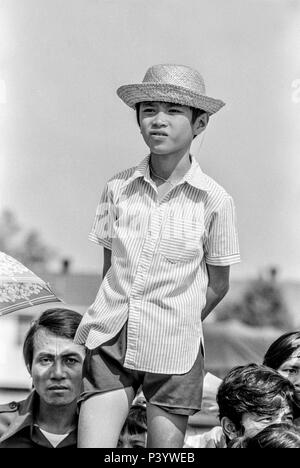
[80, 323, 204, 416]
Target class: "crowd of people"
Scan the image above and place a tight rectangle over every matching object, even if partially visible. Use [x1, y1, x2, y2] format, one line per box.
[0, 307, 299, 448]
[1, 62, 299, 448]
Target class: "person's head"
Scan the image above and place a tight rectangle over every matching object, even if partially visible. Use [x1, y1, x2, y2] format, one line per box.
[263, 331, 300, 403]
[217, 363, 295, 443]
[228, 423, 300, 449]
[118, 403, 147, 448]
[23, 308, 85, 407]
[135, 101, 208, 138]
[117, 64, 225, 155]
[136, 101, 208, 155]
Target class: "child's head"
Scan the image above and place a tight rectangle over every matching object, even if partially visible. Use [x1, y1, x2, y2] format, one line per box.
[118, 403, 147, 448]
[217, 363, 296, 443]
[117, 64, 225, 153]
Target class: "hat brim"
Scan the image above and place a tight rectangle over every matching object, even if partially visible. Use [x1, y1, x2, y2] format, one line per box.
[117, 83, 225, 115]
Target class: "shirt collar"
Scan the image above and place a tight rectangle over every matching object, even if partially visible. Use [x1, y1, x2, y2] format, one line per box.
[182, 155, 210, 192]
[122, 155, 152, 188]
[122, 155, 209, 192]
[0, 391, 36, 443]
[0, 391, 78, 448]
[32, 425, 77, 448]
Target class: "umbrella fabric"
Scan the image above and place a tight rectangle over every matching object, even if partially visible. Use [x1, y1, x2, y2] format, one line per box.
[0, 252, 61, 317]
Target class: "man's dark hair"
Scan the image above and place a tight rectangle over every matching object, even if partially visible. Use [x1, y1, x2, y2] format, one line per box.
[263, 331, 300, 370]
[135, 102, 207, 128]
[23, 308, 82, 370]
[217, 363, 295, 431]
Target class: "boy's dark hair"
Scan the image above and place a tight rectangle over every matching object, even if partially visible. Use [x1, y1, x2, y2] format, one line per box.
[23, 308, 82, 370]
[228, 423, 300, 449]
[120, 403, 147, 436]
[135, 102, 207, 128]
[263, 331, 300, 370]
[217, 363, 295, 430]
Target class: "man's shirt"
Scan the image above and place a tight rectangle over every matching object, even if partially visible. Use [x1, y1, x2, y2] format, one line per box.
[75, 155, 240, 374]
[0, 392, 77, 448]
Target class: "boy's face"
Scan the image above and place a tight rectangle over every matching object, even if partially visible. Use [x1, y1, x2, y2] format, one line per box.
[138, 101, 206, 157]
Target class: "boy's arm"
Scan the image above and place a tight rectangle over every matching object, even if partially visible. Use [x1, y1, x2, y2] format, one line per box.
[201, 265, 230, 321]
[102, 247, 112, 279]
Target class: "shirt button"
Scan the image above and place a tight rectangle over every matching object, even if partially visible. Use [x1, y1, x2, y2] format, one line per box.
[9, 402, 18, 409]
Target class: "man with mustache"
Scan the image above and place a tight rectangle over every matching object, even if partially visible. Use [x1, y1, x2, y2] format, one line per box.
[0, 308, 85, 448]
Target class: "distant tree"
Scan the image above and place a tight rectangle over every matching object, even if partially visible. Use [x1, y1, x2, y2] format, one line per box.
[216, 267, 293, 330]
[0, 209, 57, 271]
[0, 210, 21, 252]
[15, 230, 56, 271]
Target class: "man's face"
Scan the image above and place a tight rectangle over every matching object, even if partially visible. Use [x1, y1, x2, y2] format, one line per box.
[30, 328, 85, 407]
[139, 101, 204, 157]
[240, 403, 294, 438]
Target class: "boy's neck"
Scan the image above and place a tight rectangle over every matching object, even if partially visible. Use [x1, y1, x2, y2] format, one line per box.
[150, 149, 192, 182]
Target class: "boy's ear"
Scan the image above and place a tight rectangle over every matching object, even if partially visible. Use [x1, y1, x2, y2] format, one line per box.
[193, 112, 209, 136]
[221, 417, 240, 441]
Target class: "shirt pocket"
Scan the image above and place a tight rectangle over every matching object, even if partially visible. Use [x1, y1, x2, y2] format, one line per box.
[159, 216, 204, 263]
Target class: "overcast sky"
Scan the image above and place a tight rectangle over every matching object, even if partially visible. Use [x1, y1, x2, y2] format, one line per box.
[0, 0, 299, 280]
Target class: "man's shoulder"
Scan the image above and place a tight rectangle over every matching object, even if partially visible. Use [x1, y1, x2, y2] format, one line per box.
[0, 401, 20, 413]
[0, 401, 20, 437]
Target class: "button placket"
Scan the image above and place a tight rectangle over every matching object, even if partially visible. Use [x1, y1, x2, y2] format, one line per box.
[125, 203, 165, 366]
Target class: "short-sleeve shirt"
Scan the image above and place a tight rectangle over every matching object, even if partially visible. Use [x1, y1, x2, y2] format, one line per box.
[0, 392, 77, 448]
[74, 155, 240, 374]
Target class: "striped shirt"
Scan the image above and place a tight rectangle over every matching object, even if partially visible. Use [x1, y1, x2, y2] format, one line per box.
[75, 155, 240, 374]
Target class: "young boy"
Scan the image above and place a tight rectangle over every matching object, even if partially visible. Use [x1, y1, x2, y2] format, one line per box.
[75, 63, 240, 448]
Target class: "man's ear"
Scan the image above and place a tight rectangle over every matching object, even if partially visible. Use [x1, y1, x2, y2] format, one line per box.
[193, 112, 209, 136]
[221, 417, 240, 441]
[26, 364, 32, 376]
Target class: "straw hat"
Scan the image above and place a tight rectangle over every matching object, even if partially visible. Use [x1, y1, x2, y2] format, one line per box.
[117, 64, 225, 115]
